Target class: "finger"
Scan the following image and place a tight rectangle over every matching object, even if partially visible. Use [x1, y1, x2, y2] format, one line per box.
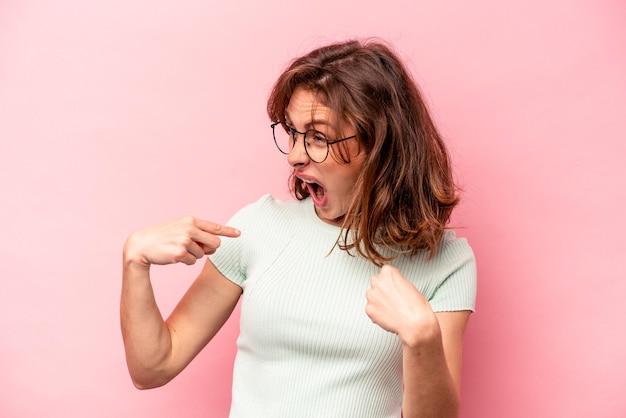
[195, 219, 241, 238]
[186, 240, 205, 260]
[380, 264, 397, 277]
[364, 303, 375, 321]
[171, 246, 200, 266]
[369, 272, 384, 289]
[179, 252, 199, 266]
[198, 241, 219, 255]
[189, 230, 222, 252]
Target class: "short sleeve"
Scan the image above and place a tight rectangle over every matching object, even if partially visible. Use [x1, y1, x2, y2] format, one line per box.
[209, 197, 267, 286]
[428, 235, 477, 313]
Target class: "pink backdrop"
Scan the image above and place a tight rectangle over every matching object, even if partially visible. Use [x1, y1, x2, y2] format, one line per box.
[1, 1, 625, 417]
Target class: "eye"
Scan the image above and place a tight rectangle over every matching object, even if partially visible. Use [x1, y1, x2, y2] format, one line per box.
[308, 130, 327, 145]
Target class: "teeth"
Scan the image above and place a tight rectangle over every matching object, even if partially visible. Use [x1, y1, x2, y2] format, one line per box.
[300, 178, 323, 201]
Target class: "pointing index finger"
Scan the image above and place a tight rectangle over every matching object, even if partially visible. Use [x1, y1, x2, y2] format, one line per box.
[196, 219, 240, 238]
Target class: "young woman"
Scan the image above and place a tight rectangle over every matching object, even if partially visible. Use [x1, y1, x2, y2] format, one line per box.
[121, 39, 476, 418]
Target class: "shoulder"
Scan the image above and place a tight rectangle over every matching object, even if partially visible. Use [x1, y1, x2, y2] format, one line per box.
[393, 230, 475, 279]
[227, 194, 307, 235]
[426, 230, 476, 284]
[398, 231, 474, 269]
[393, 230, 477, 311]
[429, 230, 477, 312]
[437, 230, 475, 266]
[231, 194, 300, 219]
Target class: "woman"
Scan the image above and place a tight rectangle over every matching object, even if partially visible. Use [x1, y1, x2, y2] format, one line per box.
[121, 39, 476, 418]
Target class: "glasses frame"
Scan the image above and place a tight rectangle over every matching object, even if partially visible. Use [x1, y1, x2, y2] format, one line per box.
[271, 121, 357, 163]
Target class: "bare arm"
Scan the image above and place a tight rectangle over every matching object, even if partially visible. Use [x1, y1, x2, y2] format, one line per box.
[365, 265, 471, 418]
[120, 217, 242, 389]
[400, 311, 470, 418]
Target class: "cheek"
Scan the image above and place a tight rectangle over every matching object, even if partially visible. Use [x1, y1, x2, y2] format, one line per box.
[329, 140, 360, 163]
[347, 158, 365, 182]
[336, 166, 362, 192]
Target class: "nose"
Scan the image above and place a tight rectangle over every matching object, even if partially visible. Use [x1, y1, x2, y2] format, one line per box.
[287, 133, 310, 167]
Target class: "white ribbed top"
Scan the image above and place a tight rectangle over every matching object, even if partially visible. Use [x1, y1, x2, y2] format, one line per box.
[210, 195, 476, 418]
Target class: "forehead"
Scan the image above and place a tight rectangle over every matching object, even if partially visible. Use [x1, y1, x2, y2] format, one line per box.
[285, 88, 337, 128]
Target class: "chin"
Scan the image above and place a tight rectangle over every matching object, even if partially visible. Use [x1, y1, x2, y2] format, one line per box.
[320, 209, 347, 226]
[313, 206, 333, 222]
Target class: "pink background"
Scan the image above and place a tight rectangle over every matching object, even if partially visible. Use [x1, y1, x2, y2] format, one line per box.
[1, 0, 625, 417]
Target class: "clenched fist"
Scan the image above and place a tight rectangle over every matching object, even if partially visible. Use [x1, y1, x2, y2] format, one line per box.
[365, 264, 440, 348]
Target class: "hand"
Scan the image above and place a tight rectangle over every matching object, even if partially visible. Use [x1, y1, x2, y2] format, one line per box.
[365, 265, 439, 348]
[123, 216, 240, 268]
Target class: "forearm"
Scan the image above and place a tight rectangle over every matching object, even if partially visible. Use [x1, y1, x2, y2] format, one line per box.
[401, 328, 460, 418]
[120, 258, 174, 389]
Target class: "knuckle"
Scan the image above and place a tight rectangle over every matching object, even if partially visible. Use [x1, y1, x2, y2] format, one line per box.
[173, 247, 189, 260]
[181, 215, 195, 225]
[381, 264, 393, 274]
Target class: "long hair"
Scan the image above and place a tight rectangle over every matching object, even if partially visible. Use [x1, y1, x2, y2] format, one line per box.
[267, 39, 459, 266]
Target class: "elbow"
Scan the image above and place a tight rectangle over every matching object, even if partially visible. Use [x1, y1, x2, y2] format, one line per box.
[127, 366, 173, 390]
[130, 374, 170, 390]
[124, 349, 177, 390]
[131, 377, 165, 390]
[132, 381, 164, 390]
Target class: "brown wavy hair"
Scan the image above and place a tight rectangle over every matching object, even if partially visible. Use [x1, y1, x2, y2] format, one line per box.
[267, 39, 459, 266]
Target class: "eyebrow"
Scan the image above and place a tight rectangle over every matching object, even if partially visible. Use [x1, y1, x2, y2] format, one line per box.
[284, 113, 333, 131]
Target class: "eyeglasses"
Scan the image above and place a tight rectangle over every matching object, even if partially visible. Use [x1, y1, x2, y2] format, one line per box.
[271, 122, 357, 163]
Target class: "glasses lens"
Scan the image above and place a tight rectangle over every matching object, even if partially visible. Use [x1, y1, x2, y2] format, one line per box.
[303, 131, 329, 163]
[273, 123, 292, 155]
[272, 124, 329, 163]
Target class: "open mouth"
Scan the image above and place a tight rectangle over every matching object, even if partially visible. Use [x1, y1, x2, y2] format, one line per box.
[301, 178, 327, 206]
